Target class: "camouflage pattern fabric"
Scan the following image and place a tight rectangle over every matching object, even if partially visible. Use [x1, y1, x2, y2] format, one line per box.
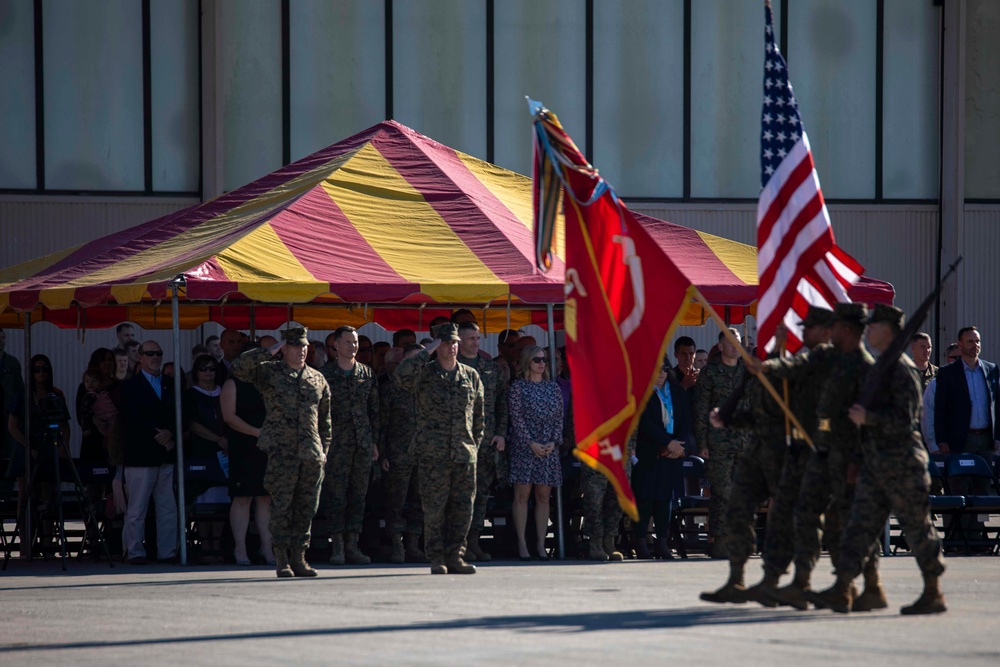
[232, 347, 332, 548]
[319, 361, 379, 535]
[581, 466, 622, 540]
[394, 349, 484, 563]
[458, 354, 509, 536]
[723, 376, 786, 567]
[835, 356, 945, 580]
[693, 361, 748, 542]
[380, 376, 422, 536]
[759, 344, 838, 577]
[794, 346, 877, 578]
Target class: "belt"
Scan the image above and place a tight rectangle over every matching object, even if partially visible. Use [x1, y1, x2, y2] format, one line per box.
[968, 427, 991, 435]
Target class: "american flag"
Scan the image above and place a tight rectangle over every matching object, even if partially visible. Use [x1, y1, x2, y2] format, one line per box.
[756, 1, 863, 356]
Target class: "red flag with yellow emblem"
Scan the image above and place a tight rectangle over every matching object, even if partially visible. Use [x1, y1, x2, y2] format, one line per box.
[529, 100, 696, 521]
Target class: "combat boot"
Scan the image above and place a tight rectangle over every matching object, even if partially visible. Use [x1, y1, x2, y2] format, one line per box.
[700, 564, 748, 604]
[446, 554, 477, 574]
[430, 561, 448, 574]
[603, 534, 624, 562]
[743, 572, 781, 608]
[289, 548, 318, 577]
[465, 532, 492, 562]
[274, 546, 293, 578]
[852, 569, 889, 612]
[900, 575, 947, 615]
[404, 534, 427, 562]
[770, 570, 812, 611]
[808, 575, 856, 614]
[329, 533, 345, 565]
[344, 531, 371, 565]
[388, 533, 405, 564]
[588, 536, 609, 562]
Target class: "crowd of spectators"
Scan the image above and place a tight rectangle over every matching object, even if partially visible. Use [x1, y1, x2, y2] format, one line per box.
[2, 316, 997, 566]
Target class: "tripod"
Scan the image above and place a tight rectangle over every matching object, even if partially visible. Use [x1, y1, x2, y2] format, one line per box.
[2, 425, 114, 570]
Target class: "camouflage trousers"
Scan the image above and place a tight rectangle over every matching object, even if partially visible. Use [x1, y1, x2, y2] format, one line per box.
[836, 444, 944, 580]
[724, 435, 785, 568]
[264, 455, 324, 550]
[419, 454, 476, 564]
[794, 445, 879, 580]
[383, 452, 423, 536]
[761, 442, 810, 578]
[469, 444, 506, 536]
[581, 466, 622, 540]
[706, 440, 742, 542]
[321, 442, 372, 534]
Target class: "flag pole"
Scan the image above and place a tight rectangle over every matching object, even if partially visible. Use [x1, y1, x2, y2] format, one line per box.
[691, 289, 815, 450]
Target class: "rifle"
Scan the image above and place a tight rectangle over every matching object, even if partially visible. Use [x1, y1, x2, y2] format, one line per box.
[857, 256, 963, 408]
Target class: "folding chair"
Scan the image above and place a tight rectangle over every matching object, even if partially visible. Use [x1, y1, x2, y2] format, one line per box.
[184, 458, 231, 562]
[902, 457, 967, 555]
[944, 453, 1000, 555]
[664, 456, 710, 559]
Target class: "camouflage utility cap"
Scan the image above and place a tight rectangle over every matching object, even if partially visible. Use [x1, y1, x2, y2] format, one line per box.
[432, 322, 461, 342]
[833, 302, 868, 326]
[866, 303, 905, 329]
[282, 326, 309, 346]
[799, 305, 835, 328]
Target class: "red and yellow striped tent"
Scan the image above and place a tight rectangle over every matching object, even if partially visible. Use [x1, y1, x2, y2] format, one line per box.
[0, 120, 892, 331]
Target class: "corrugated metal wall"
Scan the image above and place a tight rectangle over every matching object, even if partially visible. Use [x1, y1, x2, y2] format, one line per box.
[1, 198, 196, 455]
[960, 207, 1000, 358]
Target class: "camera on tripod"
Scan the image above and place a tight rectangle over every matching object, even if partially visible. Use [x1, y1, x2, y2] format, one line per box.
[38, 392, 68, 434]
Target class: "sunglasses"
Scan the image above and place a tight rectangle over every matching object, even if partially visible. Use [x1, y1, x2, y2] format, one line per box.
[142, 350, 164, 358]
[197, 366, 217, 372]
[33, 366, 51, 373]
[358, 347, 373, 353]
[531, 356, 547, 364]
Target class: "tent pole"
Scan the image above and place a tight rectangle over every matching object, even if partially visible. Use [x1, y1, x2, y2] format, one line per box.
[171, 278, 188, 565]
[22, 312, 32, 558]
[547, 303, 564, 560]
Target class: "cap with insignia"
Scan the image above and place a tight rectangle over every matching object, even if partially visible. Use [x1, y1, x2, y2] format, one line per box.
[833, 302, 868, 326]
[281, 326, 309, 346]
[866, 303, 905, 329]
[432, 322, 461, 342]
[798, 306, 835, 328]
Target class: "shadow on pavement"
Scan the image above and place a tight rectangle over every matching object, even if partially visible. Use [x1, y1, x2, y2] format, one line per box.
[0, 606, 883, 654]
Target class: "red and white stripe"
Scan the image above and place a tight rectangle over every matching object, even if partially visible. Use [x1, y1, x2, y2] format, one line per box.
[756, 133, 863, 355]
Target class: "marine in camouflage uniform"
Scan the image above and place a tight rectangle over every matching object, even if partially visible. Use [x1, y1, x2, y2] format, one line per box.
[457, 323, 509, 562]
[319, 327, 379, 565]
[693, 338, 748, 558]
[813, 304, 946, 615]
[737, 308, 837, 607]
[700, 368, 787, 604]
[232, 327, 332, 578]
[581, 429, 632, 562]
[380, 353, 424, 563]
[394, 323, 484, 574]
[785, 304, 883, 611]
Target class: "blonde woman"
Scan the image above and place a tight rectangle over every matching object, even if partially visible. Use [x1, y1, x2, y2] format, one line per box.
[507, 345, 563, 560]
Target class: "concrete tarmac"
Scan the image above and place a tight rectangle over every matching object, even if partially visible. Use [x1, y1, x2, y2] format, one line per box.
[1, 555, 997, 666]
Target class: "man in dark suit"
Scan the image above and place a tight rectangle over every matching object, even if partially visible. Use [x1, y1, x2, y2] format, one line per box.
[933, 326, 1000, 461]
[121, 340, 179, 564]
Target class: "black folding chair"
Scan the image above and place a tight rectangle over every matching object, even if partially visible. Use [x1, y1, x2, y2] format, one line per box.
[665, 456, 710, 559]
[944, 453, 1000, 555]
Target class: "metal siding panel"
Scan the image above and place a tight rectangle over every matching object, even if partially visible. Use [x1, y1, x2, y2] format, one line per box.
[961, 209, 1000, 359]
[0, 199, 194, 269]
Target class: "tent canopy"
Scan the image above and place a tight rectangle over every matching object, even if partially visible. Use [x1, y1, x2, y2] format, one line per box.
[0, 120, 893, 331]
